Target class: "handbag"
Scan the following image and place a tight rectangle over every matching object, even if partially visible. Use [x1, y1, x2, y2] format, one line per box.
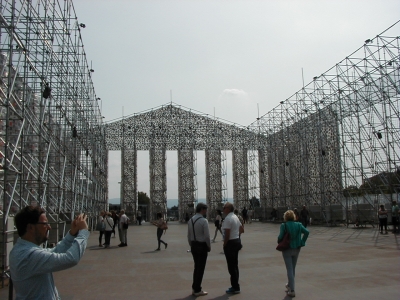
[96, 221, 105, 231]
[123, 221, 129, 229]
[276, 223, 291, 251]
[161, 221, 168, 230]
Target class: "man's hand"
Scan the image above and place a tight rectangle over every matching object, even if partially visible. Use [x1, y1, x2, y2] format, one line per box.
[70, 213, 88, 236]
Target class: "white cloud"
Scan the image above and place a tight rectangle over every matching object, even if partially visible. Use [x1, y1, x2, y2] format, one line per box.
[219, 89, 248, 100]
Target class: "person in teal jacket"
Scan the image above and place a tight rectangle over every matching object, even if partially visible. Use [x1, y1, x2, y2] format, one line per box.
[277, 210, 309, 298]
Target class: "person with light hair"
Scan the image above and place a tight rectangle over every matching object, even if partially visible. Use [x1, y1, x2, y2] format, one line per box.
[277, 210, 309, 298]
[118, 209, 129, 247]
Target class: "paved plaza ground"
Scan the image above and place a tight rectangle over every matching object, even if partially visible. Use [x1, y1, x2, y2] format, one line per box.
[2, 221, 399, 299]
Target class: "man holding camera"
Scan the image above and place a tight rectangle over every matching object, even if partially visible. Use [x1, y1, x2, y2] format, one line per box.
[10, 206, 89, 299]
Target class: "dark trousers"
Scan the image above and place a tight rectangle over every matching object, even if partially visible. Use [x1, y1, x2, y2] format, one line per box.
[98, 231, 104, 245]
[379, 218, 387, 232]
[224, 239, 242, 290]
[104, 230, 112, 245]
[191, 242, 208, 293]
[300, 217, 308, 228]
[392, 216, 399, 233]
[137, 217, 142, 225]
[157, 228, 166, 249]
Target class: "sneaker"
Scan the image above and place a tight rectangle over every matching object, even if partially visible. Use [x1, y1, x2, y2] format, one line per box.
[165, 243, 168, 249]
[287, 290, 296, 297]
[118, 243, 124, 247]
[285, 283, 290, 292]
[226, 287, 240, 294]
[193, 290, 208, 296]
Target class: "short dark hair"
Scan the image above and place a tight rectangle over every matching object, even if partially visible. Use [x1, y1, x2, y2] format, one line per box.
[14, 206, 46, 237]
[156, 212, 162, 219]
[196, 202, 208, 213]
[224, 202, 234, 212]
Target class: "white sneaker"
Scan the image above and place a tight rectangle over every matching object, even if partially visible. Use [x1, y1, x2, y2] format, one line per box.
[287, 291, 296, 297]
[193, 290, 208, 296]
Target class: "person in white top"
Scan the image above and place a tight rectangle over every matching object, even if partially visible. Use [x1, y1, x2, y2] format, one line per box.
[222, 202, 244, 294]
[118, 210, 129, 247]
[103, 212, 114, 248]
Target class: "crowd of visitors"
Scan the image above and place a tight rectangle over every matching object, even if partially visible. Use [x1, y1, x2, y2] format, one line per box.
[9, 201, 398, 299]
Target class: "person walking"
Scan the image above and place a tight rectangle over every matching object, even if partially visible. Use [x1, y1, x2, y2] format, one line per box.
[188, 203, 211, 297]
[277, 210, 309, 298]
[152, 212, 168, 250]
[111, 210, 119, 238]
[378, 205, 388, 234]
[137, 209, 142, 225]
[391, 201, 399, 234]
[222, 202, 244, 294]
[118, 210, 129, 247]
[98, 210, 105, 247]
[10, 206, 89, 299]
[299, 205, 309, 228]
[212, 209, 223, 242]
[103, 212, 114, 248]
[241, 207, 248, 224]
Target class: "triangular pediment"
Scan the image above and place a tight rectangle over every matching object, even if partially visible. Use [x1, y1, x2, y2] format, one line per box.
[105, 103, 260, 151]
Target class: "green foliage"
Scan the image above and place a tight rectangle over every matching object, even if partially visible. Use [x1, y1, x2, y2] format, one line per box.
[249, 196, 260, 208]
[138, 191, 150, 205]
[343, 185, 363, 197]
[170, 205, 178, 211]
[344, 171, 400, 196]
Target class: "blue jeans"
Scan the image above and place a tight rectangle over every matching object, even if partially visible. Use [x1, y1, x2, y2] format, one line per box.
[282, 248, 301, 291]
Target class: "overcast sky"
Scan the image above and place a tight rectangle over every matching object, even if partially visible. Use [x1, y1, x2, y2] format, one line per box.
[73, 0, 399, 204]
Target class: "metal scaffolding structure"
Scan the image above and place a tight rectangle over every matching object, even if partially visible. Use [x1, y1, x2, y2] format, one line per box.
[249, 23, 400, 224]
[1, 1, 398, 287]
[0, 0, 107, 284]
[105, 104, 258, 220]
[106, 23, 399, 226]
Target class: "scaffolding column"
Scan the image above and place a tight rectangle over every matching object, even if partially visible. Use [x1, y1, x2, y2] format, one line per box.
[178, 149, 196, 221]
[149, 149, 167, 220]
[232, 148, 249, 211]
[205, 149, 223, 216]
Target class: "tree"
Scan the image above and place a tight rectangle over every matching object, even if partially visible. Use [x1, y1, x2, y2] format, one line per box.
[249, 196, 260, 208]
[138, 191, 150, 205]
[343, 185, 363, 197]
[170, 205, 179, 211]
